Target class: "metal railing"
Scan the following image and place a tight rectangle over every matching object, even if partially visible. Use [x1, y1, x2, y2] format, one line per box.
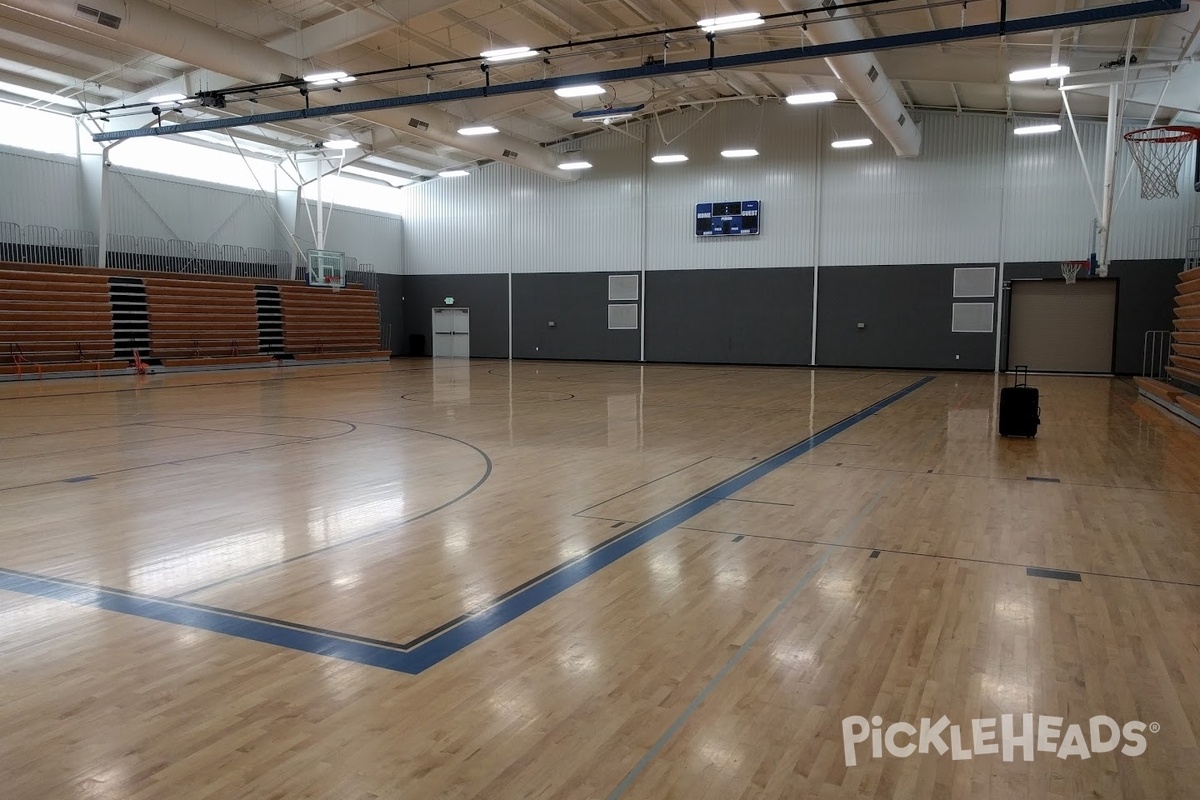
[1142, 330, 1172, 379]
[0, 219, 379, 288]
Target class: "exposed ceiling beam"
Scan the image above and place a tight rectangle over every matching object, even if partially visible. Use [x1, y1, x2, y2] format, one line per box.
[270, 0, 454, 59]
[91, 0, 1187, 144]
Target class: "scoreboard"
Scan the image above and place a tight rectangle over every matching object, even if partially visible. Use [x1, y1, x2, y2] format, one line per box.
[695, 200, 760, 237]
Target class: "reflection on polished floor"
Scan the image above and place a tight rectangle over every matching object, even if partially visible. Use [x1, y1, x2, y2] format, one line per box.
[0, 360, 1198, 799]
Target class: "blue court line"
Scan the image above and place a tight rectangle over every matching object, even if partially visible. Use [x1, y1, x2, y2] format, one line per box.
[0, 376, 933, 674]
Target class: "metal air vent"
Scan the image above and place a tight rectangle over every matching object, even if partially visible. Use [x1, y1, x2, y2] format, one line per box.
[867, 65, 879, 82]
[76, 4, 121, 28]
[898, 114, 907, 126]
[821, 0, 838, 18]
[503, 149, 518, 159]
[408, 118, 429, 131]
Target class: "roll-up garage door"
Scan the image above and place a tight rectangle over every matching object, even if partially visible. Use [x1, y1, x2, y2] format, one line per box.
[1007, 280, 1117, 373]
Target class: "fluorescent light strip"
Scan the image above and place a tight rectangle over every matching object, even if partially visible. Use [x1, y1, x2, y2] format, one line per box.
[458, 125, 499, 136]
[1013, 123, 1062, 135]
[1009, 64, 1070, 82]
[439, 170, 470, 177]
[558, 161, 592, 170]
[651, 154, 688, 164]
[555, 84, 605, 98]
[831, 138, 872, 149]
[721, 148, 758, 158]
[481, 46, 537, 62]
[785, 91, 837, 105]
[323, 139, 360, 149]
[698, 12, 764, 32]
[148, 93, 187, 103]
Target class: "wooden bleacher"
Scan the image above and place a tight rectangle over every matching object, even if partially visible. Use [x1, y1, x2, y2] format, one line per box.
[0, 262, 388, 379]
[1136, 263, 1200, 426]
[0, 267, 127, 377]
[144, 277, 274, 369]
[280, 284, 389, 362]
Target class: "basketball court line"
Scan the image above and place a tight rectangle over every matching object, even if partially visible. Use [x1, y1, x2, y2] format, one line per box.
[143, 422, 318, 439]
[168, 420, 494, 599]
[0, 376, 934, 674]
[790, 460, 1200, 495]
[675, 525, 1200, 589]
[606, 474, 903, 800]
[0, 362, 424, 403]
[0, 428, 212, 463]
[573, 456, 718, 516]
[0, 420, 358, 494]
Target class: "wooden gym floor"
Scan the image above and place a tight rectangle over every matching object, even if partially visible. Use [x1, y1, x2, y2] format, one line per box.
[0, 360, 1197, 799]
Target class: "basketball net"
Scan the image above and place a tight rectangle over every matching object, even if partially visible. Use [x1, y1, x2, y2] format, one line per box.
[1124, 127, 1199, 200]
[1060, 261, 1086, 284]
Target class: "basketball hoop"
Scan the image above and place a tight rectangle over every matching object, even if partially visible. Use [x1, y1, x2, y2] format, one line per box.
[1060, 260, 1088, 284]
[1124, 126, 1200, 200]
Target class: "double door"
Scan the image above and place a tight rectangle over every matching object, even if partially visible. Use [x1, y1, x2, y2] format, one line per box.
[432, 307, 470, 358]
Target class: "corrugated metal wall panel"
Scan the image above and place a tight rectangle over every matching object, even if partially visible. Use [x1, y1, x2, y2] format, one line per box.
[400, 106, 1197, 275]
[510, 143, 643, 273]
[400, 161, 513, 274]
[819, 108, 1006, 265]
[1001, 119, 1103, 261]
[1110, 140, 1200, 260]
[108, 169, 280, 250]
[0, 149, 83, 230]
[295, 202, 403, 274]
[647, 105, 820, 270]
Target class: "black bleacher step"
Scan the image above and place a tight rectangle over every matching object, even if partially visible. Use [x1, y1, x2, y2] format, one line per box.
[254, 285, 285, 354]
[107, 276, 149, 359]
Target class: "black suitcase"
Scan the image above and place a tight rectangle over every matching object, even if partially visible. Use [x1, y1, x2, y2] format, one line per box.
[999, 366, 1040, 438]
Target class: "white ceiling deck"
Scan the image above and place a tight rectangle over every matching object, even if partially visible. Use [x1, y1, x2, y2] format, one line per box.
[0, 0, 1197, 183]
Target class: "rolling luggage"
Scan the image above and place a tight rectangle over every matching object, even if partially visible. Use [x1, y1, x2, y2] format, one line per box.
[999, 365, 1040, 438]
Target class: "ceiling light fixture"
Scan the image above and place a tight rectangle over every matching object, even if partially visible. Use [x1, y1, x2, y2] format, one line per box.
[785, 91, 837, 105]
[555, 84, 606, 98]
[457, 125, 500, 136]
[481, 46, 537, 63]
[148, 93, 187, 104]
[573, 104, 645, 123]
[698, 12, 764, 33]
[651, 154, 688, 163]
[439, 169, 470, 177]
[322, 139, 360, 149]
[1013, 123, 1062, 135]
[831, 138, 872, 148]
[720, 148, 759, 158]
[558, 160, 593, 170]
[305, 71, 357, 86]
[1009, 64, 1071, 82]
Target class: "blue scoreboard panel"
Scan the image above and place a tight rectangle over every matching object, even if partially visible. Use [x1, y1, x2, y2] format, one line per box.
[695, 200, 760, 237]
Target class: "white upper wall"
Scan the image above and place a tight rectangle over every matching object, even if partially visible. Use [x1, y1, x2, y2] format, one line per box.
[399, 104, 1200, 274]
[0, 145, 403, 273]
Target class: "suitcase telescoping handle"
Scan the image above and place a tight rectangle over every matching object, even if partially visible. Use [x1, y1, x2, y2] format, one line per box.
[1013, 365, 1030, 387]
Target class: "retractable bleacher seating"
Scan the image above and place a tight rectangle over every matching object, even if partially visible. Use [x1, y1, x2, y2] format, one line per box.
[280, 284, 390, 362]
[0, 264, 127, 377]
[1136, 264, 1200, 424]
[0, 263, 388, 379]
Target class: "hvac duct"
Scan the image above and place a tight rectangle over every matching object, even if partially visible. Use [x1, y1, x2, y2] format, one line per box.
[0, 0, 575, 180]
[780, 0, 922, 157]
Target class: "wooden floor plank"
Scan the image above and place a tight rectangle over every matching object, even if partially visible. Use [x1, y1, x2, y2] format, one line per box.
[0, 361, 1197, 799]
